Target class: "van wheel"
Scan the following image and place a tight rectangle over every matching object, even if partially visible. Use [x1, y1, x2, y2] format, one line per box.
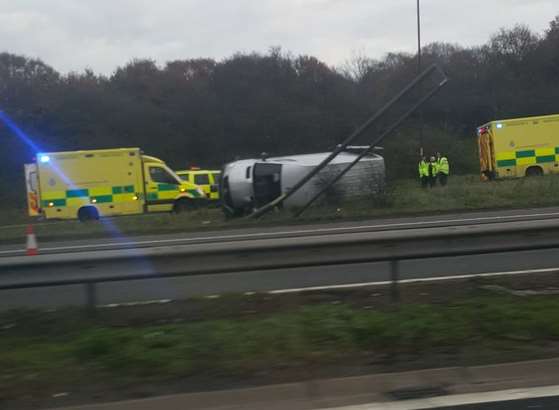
[173, 198, 195, 213]
[78, 206, 99, 222]
[526, 167, 543, 177]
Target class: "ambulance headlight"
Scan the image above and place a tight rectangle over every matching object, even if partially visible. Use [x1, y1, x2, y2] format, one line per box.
[48, 202, 54, 207]
[39, 155, 50, 163]
[91, 198, 97, 203]
[133, 195, 139, 200]
[496, 123, 503, 129]
[180, 188, 186, 192]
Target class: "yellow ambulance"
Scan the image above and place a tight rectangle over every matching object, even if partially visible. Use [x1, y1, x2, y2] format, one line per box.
[25, 148, 205, 221]
[477, 113, 559, 180]
[176, 168, 221, 200]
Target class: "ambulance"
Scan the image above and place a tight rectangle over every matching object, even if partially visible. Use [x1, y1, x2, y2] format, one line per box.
[477, 113, 559, 180]
[25, 148, 205, 221]
[176, 168, 221, 201]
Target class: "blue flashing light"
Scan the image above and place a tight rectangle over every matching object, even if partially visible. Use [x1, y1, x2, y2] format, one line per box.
[39, 155, 50, 163]
[0, 111, 42, 153]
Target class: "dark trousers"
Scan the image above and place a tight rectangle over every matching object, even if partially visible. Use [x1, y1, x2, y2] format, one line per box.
[428, 175, 436, 188]
[421, 176, 429, 188]
[438, 173, 448, 186]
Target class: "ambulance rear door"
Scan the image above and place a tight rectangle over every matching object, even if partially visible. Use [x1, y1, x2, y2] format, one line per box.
[25, 163, 40, 216]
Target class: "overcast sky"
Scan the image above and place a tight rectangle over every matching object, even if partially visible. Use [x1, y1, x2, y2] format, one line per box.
[0, 0, 557, 75]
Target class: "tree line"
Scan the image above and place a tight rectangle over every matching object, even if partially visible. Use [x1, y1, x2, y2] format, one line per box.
[1, 16, 559, 204]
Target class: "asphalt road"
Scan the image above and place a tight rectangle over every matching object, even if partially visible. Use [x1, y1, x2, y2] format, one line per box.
[1, 245, 558, 309]
[2, 206, 559, 309]
[3, 206, 559, 257]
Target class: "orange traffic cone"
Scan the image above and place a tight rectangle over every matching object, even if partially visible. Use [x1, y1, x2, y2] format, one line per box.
[26, 225, 38, 256]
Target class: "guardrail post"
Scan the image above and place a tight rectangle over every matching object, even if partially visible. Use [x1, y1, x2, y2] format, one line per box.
[390, 259, 400, 303]
[85, 282, 97, 315]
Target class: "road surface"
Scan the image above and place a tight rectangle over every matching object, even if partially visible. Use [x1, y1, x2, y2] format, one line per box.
[1, 245, 558, 309]
[2, 206, 559, 309]
[3, 206, 559, 257]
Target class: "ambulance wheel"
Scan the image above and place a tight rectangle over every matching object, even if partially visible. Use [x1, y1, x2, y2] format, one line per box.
[526, 166, 543, 177]
[173, 198, 195, 213]
[78, 206, 99, 222]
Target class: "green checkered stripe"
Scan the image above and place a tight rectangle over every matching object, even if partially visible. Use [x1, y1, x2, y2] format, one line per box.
[146, 184, 203, 201]
[496, 147, 559, 168]
[41, 185, 135, 208]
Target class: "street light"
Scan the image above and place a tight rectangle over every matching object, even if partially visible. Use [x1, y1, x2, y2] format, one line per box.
[417, 0, 424, 157]
[417, 0, 421, 73]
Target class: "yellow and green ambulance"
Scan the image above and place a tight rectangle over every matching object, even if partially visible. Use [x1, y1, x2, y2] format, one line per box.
[25, 148, 205, 221]
[478, 113, 559, 180]
[176, 168, 221, 201]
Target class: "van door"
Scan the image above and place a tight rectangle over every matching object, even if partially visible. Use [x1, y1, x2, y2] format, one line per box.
[210, 172, 221, 200]
[478, 126, 497, 180]
[193, 172, 211, 198]
[253, 163, 282, 208]
[144, 164, 181, 212]
[25, 163, 40, 216]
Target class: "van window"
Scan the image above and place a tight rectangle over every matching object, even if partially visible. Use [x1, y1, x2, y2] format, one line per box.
[178, 173, 189, 181]
[149, 167, 178, 184]
[212, 173, 221, 184]
[29, 171, 38, 192]
[246, 166, 252, 179]
[194, 174, 210, 185]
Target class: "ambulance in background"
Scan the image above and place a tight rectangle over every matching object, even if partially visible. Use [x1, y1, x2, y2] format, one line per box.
[176, 168, 221, 201]
[478, 113, 559, 180]
[25, 148, 205, 221]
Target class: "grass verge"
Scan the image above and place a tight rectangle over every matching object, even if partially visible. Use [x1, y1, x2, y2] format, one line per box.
[3, 287, 559, 406]
[3, 174, 559, 244]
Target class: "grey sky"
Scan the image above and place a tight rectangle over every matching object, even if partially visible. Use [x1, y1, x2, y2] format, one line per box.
[0, 0, 557, 75]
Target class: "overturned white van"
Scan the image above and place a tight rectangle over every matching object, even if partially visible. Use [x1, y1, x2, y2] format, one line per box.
[221, 151, 385, 216]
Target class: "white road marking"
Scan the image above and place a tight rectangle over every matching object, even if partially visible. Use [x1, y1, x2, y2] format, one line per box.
[3, 210, 559, 256]
[324, 385, 559, 409]
[72, 267, 559, 309]
[268, 267, 559, 294]
[98, 299, 172, 308]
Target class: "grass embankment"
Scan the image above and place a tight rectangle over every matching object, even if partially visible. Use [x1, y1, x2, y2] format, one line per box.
[3, 290, 559, 404]
[3, 175, 559, 244]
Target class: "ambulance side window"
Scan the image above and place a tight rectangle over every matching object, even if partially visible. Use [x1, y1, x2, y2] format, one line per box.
[149, 167, 178, 185]
[194, 174, 210, 185]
